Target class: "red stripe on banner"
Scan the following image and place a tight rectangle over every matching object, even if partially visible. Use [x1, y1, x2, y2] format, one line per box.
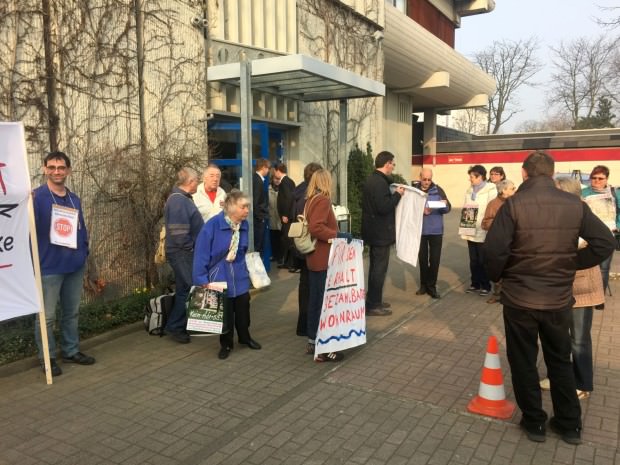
[0, 264, 13, 269]
[423, 148, 620, 165]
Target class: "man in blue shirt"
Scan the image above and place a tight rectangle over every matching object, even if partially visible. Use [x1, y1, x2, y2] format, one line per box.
[33, 151, 95, 377]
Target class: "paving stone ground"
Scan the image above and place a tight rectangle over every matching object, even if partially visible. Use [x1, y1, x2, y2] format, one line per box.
[1, 212, 619, 465]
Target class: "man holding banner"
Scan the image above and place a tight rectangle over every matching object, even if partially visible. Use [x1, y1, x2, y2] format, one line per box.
[33, 151, 95, 376]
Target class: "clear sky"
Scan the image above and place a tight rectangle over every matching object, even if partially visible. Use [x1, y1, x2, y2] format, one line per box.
[455, 0, 618, 133]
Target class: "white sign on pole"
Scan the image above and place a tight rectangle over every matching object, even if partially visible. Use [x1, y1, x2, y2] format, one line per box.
[0, 123, 40, 320]
[315, 238, 366, 357]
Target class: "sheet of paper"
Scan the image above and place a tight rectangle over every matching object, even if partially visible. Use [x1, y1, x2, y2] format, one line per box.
[427, 200, 447, 209]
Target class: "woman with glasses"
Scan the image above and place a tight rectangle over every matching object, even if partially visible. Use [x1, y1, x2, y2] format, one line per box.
[581, 165, 620, 307]
[489, 166, 506, 184]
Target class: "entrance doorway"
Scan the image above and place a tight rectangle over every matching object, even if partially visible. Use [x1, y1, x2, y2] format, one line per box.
[208, 121, 285, 189]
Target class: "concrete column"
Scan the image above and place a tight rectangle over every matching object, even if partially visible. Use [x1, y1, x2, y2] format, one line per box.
[338, 99, 348, 207]
[423, 109, 437, 167]
[240, 57, 254, 250]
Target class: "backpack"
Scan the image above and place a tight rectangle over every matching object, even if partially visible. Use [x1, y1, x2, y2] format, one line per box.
[288, 196, 317, 255]
[289, 214, 316, 254]
[144, 293, 175, 336]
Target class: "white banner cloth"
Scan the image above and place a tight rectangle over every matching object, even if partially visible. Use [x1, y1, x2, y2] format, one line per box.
[315, 238, 366, 357]
[0, 122, 40, 320]
[393, 184, 426, 267]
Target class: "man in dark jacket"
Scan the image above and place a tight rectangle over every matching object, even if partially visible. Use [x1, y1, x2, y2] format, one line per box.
[412, 168, 451, 299]
[164, 167, 203, 344]
[253, 158, 270, 253]
[361, 151, 405, 316]
[484, 151, 615, 445]
[274, 163, 296, 269]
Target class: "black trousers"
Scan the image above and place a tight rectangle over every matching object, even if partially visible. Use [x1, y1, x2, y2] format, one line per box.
[366, 245, 391, 309]
[296, 259, 309, 336]
[418, 234, 443, 291]
[254, 218, 266, 253]
[503, 305, 581, 431]
[467, 240, 491, 291]
[220, 292, 252, 349]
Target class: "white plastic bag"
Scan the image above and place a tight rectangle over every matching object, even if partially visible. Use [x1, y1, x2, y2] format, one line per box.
[245, 252, 271, 289]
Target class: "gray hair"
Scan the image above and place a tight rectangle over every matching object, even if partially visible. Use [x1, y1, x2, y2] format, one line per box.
[177, 167, 198, 186]
[555, 177, 582, 197]
[496, 179, 515, 195]
[223, 189, 249, 214]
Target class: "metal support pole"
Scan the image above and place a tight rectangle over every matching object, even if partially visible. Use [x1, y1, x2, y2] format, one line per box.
[338, 99, 348, 207]
[240, 56, 254, 250]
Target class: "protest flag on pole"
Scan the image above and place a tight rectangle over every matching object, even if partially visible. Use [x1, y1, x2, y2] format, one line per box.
[0, 122, 52, 384]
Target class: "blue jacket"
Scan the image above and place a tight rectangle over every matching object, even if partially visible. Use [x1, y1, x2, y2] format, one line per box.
[164, 187, 203, 254]
[33, 184, 89, 275]
[192, 211, 250, 298]
[412, 181, 451, 235]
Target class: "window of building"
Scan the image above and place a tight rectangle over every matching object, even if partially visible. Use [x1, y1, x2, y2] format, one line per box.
[389, 0, 406, 13]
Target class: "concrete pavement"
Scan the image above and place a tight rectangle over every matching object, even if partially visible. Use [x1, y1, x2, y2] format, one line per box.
[1, 211, 619, 465]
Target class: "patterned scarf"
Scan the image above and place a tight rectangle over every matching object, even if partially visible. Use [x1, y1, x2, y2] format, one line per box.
[224, 215, 240, 262]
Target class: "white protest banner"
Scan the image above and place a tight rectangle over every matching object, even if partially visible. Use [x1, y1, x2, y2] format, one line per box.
[315, 238, 366, 357]
[0, 123, 40, 320]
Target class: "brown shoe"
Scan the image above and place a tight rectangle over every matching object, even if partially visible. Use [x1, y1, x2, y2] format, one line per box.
[486, 297, 498, 304]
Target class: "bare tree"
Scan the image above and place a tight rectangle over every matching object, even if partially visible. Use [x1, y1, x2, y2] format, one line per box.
[596, 5, 620, 29]
[548, 35, 619, 127]
[473, 37, 542, 134]
[515, 112, 572, 133]
[452, 108, 487, 135]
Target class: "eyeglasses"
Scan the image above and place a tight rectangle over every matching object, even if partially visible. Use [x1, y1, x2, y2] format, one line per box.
[591, 176, 607, 180]
[421, 178, 432, 181]
[490, 172, 502, 176]
[46, 165, 67, 172]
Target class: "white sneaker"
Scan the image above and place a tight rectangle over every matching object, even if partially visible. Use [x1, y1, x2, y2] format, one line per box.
[576, 390, 591, 400]
[539, 378, 550, 390]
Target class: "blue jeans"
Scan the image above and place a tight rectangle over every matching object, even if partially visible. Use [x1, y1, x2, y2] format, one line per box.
[35, 266, 85, 360]
[570, 307, 593, 391]
[307, 270, 327, 342]
[599, 253, 613, 293]
[166, 249, 193, 334]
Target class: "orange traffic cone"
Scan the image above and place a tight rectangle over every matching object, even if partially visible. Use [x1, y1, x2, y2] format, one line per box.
[467, 335, 515, 419]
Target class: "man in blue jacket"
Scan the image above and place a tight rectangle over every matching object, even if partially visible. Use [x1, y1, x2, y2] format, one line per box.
[33, 151, 95, 377]
[412, 168, 451, 299]
[164, 167, 203, 343]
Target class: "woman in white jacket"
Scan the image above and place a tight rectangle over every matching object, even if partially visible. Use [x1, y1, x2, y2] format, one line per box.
[459, 165, 497, 296]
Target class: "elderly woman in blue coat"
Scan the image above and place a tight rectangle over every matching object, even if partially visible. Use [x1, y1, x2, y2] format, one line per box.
[193, 190, 262, 360]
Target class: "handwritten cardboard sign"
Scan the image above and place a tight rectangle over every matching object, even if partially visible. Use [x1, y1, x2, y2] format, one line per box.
[315, 238, 366, 357]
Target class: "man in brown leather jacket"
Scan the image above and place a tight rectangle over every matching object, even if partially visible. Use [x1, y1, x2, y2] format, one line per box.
[484, 151, 615, 445]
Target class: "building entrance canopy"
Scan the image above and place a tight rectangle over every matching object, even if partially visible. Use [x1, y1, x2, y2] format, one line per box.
[207, 54, 384, 251]
[207, 53, 385, 102]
